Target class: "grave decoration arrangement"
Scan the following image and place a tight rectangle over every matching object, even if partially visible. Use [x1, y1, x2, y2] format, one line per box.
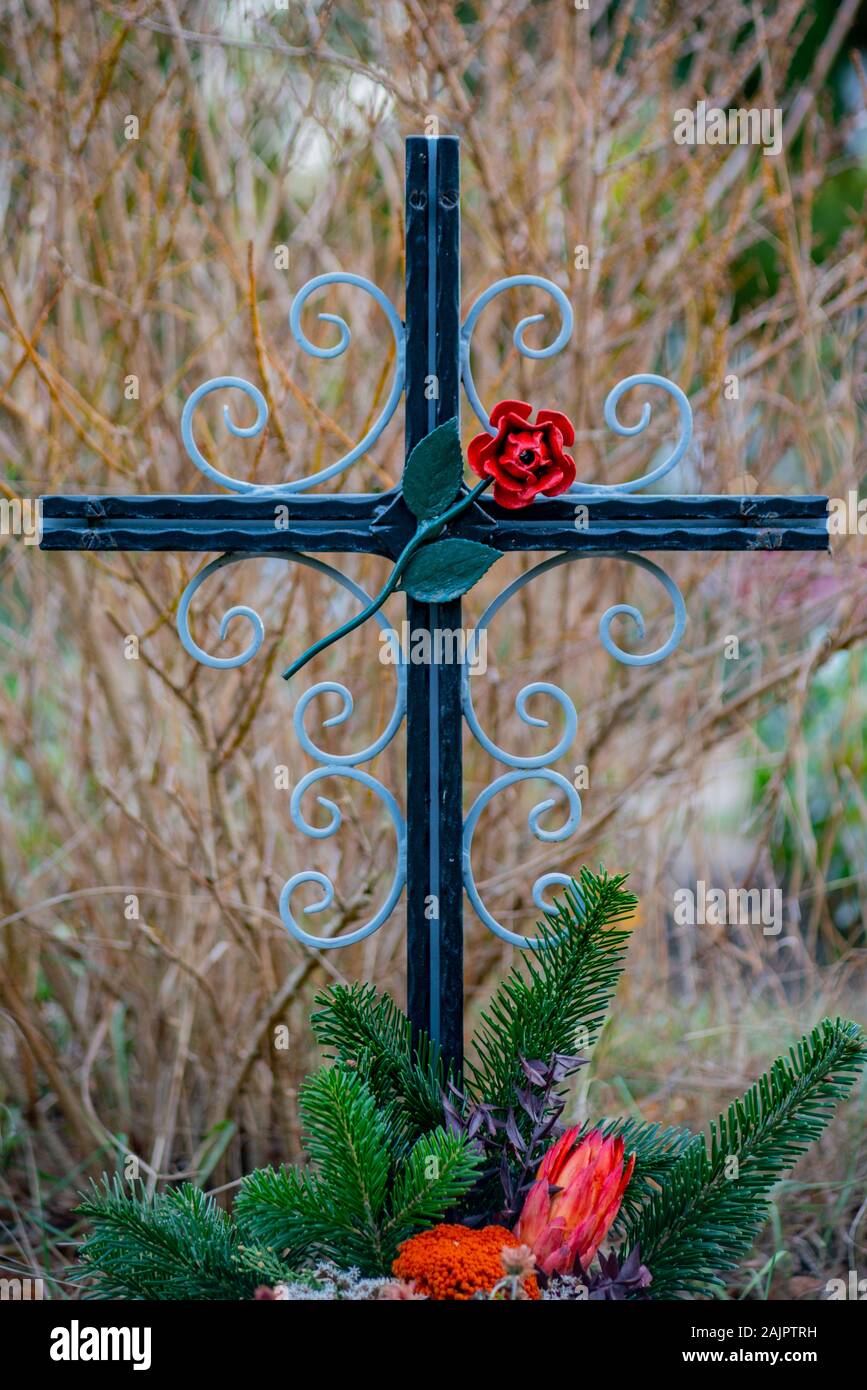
[76, 868, 865, 1301]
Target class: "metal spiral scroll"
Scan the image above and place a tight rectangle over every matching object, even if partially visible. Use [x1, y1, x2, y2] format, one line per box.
[460, 276, 691, 496]
[176, 551, 407, 948]
[462, 551, 687, 946]
[181, 273, 405, 494]
[460, 275, 575, 434]
[572, 373, 693, 495]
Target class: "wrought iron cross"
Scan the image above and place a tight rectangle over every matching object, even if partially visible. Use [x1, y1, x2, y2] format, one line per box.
[40, 136, 828, 1074]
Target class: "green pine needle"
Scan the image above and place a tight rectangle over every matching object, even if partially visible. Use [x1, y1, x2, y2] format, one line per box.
[233, 1162, 351, 1267]
[311, 981, 447, 1137]
[621, 1017, 867, 1298]
[234, 1066, 482, 1275]
[464, 867, 636, 1108]
[587, 1117, 697, 1231]
[77, 1178, 264, 1301]
[384, 1128, 487, 1250]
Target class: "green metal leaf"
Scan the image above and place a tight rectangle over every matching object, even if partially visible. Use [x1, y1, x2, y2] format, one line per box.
[402, 417, 464, 520]
[400, 537, 500, 602]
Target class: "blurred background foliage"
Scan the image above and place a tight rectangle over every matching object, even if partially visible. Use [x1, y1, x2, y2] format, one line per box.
[0, 0, 865, 1299]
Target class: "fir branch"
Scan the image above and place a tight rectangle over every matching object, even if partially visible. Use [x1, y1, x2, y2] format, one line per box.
[465, 868, 636, 1110]
[621, 1018, 867, 1298]
[234, 1241, 314, 1291]
[234, 1066, 482, 1275]
[77, 1178, 259, 1301]
[587, 1117, 696, 1230]
[233, 1164, 346, 1266]
[298, 1065, 392, 1264]
[235, 1070, 394, 1272]
[383, 1127, 485, 1251]
[311, 981, 447, 1136]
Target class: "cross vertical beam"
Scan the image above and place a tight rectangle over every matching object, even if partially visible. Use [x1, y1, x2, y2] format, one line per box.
[404, 136, 464, 1072]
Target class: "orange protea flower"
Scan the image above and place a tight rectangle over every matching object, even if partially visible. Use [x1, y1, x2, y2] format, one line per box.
[515, 1127, 635, 1277]
[392, 1224, 540, 1300]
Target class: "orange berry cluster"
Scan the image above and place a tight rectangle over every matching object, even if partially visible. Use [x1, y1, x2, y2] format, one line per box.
[392, 1223, 540, 1300]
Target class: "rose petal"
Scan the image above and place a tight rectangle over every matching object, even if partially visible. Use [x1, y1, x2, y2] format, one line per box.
[533, 465, 567, 492]
[497, 450, 537, 482]
[507, 429, 544, 451]
[489, 399, 533, 427]
[488, 458, 530, 490]
[537, 408, 575, 447]
[540, 453, 575, 495]
[467, 431, 498, 478]
[492, 481, 539, 508]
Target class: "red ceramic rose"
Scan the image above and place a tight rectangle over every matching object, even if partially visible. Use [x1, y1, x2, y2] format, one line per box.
[468, 400, 576, 509]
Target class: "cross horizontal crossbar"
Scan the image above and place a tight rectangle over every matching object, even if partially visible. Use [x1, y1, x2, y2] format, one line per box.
[40, 492, 829, 556]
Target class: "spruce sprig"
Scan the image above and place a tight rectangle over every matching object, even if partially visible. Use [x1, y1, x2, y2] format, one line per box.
[586, 1117, 697, 1231]
[77, 1178, 267, 1301]
[233, 1066, 482, 1275]
[465, 869, 636, 1108]
[310, 981, 447, 1137]
[620, 1018, 867, 1298]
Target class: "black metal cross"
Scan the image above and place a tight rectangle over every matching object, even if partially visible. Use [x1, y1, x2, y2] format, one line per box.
[40, 135, 828, 1075]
